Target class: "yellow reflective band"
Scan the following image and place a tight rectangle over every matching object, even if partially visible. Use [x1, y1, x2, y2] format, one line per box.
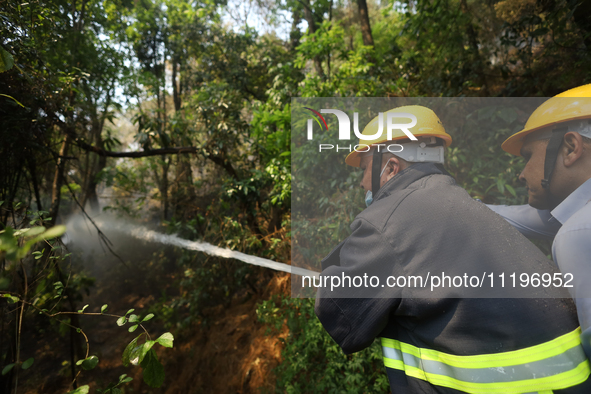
[382, 328, 583, 369]
[381, 328, 591, 393]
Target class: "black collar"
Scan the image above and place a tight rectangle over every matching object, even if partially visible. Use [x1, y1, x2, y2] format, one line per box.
[373, 163, 452, 202]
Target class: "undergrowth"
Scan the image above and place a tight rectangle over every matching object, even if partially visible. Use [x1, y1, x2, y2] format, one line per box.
[257, 295, 389, 393]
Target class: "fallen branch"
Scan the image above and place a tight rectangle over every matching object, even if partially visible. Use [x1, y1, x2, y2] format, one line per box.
[75, 140, 197, 158]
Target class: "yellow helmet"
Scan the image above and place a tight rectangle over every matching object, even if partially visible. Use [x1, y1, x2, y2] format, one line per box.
[345, 105, 452, 167]
[502, 84, 591, 156]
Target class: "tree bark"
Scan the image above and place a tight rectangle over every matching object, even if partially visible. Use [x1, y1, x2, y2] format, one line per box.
[75, 142, 198, 158]
[172, 59, 181, 112]
[357, 0, 374, 47]
[572, 0, 591, 48]
[290, 8, 303, 50]
[459, 0, 488, 95]
[161, 157, 171, 220]
[302, 0, 325, 78]
[49, 134, 71, 227]
[172, 155, 196, 220]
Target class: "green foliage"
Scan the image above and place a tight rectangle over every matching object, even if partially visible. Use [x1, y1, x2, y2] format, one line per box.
[97, 374, 133, 394]
[76, 355, 99, 371]
[67, 385, 90, 394]
[122, 332, 174, 387]
[0, 47, 14, 72]
[0, 225, 66, 261]
[2, 363, 15, 376]
[21, 357, 34, 370]
[257, 296, 389, 393]
[445, 103, 529, 205]
[140, 349, 166, 387]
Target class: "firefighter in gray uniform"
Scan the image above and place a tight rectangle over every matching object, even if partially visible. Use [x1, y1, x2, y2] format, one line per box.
[314, 105, 591, 393]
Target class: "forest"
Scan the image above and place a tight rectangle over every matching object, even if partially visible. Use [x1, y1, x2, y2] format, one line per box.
[1, 0, 591, 392]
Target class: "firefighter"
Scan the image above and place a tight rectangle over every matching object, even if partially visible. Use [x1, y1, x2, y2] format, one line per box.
[315, 105, 591, 393]
[489, 84, 591, 360]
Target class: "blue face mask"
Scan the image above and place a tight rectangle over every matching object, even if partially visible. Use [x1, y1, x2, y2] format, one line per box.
[365, 190, 373, 207]
[364, 162, 390, 208]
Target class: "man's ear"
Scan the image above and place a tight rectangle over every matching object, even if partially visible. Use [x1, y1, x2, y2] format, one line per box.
[385, 157, 401, 180]
[562, 132, 584, 167]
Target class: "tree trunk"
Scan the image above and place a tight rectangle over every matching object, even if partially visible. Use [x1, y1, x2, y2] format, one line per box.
[172, 59, 181, 112]
[49, 134, 71, 227]
[290, 8, 302, 50]
[459, 0, 488, 95]
[572, 0, 591, 48]
[172, 155, 196, 220]
[302, 1, 325, 78]
[81, 86, 113, 213]
[160, 157, 171, 221]
[25, 153, 43, 212]
[357, 0, 374, 47]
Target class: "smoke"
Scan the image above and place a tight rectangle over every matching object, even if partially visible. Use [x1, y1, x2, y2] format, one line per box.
[64, 214, 318, 278]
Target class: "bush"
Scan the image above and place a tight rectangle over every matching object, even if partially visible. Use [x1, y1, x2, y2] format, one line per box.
[257, 296, 389, 393]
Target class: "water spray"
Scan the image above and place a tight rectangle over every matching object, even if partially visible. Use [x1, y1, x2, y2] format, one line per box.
[66, 215, 319, 279]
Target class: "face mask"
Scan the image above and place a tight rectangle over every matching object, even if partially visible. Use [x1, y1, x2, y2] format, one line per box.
[365, 162, 390, 207]
[365, 190, 374, 207]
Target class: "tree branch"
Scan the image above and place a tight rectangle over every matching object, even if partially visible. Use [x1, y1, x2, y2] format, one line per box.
[52, 118, 197, 158]
[75, 139, 197, 158]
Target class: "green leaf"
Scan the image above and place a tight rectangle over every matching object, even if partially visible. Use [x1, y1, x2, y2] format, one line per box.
[128, 324, 138, 332]
[18, 225, 67, 259]
[21, 357, 34, 370]
[141, 313, 154, 322]
[2, 363, 15, 375]
[496, 179, 505, 194]
[116, 316, 127, 326]
[67, 385, 90, 394]
[122, 336, 141, 367]
[123, 338, 157, 367]
[119, 374, 133, 383]
[2, 294, 19, 304]
[125, 308, 135, 316]
[77, 355, 99, 371]
[78, 304, 89, 313]
[137, 340, 157, 364]
[39, 225, 67, 240]
[17, 227, 45, 237]
[101, 304, 108, 313]
[505, 184, 517, 198]
[156, 332, 174, 348]
[128, 314, 139, 323]
[140, 349, 165, 388]
[0, 47, 14, 72]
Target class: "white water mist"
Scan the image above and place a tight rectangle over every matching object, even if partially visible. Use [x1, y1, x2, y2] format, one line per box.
[64, 214, 319, 278]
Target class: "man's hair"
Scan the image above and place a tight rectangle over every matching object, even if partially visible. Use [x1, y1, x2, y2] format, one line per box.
[362, 138, 445, 169]
[531, 132, 591, 147]
[382, 151, 410, 169]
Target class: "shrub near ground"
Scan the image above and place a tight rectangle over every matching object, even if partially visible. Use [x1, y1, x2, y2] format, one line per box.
[257, 296, 389, 393]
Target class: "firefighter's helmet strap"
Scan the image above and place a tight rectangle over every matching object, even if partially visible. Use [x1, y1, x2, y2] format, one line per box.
[541, 126, 568, 189]
[372, 148, 383, 196]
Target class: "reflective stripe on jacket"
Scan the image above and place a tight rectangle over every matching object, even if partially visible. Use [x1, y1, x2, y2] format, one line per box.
[381, 328, 590, 393]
